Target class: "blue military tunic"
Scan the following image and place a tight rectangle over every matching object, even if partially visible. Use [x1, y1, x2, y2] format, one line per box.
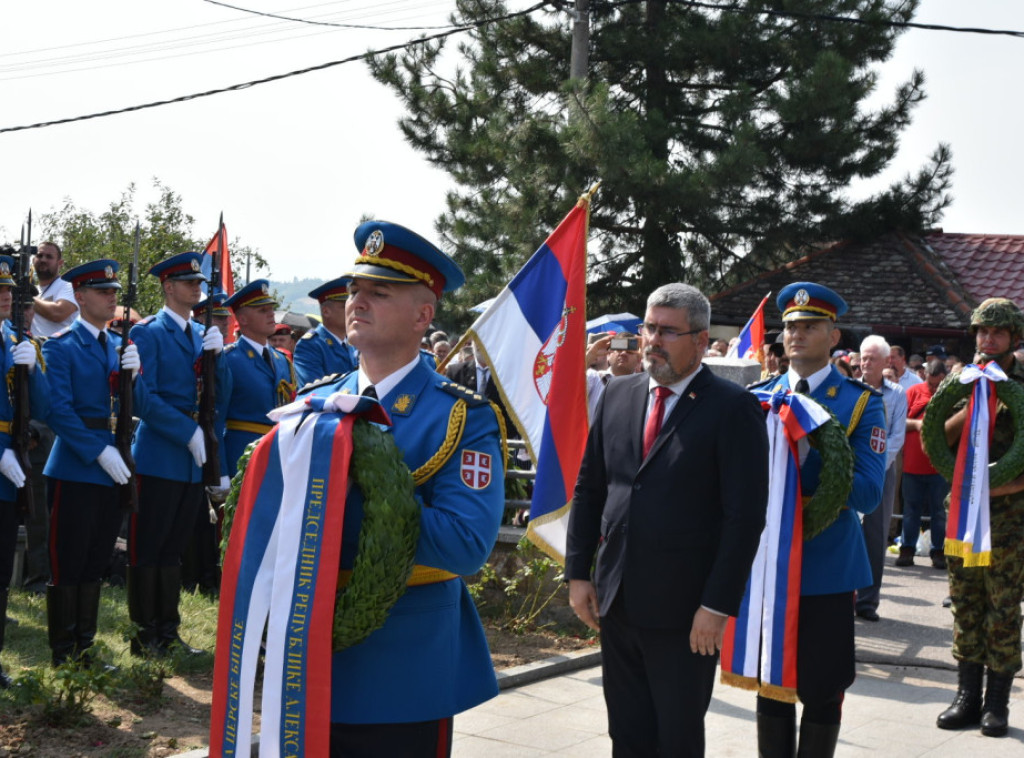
[755, 365, 887, 594]
[292, 324, 357, 387]
[42, 322, 150, 485]
[0, 323, 49, 503]
[223, 339, 295, 476]
[129, 310, 231, 483]
[302, 354, 505, 724]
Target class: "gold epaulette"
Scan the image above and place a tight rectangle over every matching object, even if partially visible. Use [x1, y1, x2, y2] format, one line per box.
[411, 398, 466, 486]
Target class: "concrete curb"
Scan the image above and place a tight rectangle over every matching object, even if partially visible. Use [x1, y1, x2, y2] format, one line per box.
[172, 648, 603, 756]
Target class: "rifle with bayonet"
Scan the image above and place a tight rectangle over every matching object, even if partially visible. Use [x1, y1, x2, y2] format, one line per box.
[11, 212, 36, 517]
[116, 223, 141, 512]
[199, 214, 222, 487]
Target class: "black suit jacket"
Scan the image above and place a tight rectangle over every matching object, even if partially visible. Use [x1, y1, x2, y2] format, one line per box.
[566, 367, 769, 628]
[445, 361, 514, 435]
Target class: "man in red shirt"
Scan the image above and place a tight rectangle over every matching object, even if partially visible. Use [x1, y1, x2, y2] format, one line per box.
[898, 359, 950, 567]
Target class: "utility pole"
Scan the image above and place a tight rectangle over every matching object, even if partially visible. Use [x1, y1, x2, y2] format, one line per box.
[569, 0, 590, 81]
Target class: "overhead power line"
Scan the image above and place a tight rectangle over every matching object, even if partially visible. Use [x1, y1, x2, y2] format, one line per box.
[0, 2, 550, 134]
[204, 0, 463, 30]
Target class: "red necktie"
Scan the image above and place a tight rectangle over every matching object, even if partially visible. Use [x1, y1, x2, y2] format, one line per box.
[643, 386, 672, 458]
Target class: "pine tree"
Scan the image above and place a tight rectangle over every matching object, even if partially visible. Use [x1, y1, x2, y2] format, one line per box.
[370, 0, 951, 319]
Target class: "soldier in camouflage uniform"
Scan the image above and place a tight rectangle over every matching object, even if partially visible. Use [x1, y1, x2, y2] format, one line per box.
[937, 298, 1024, 738]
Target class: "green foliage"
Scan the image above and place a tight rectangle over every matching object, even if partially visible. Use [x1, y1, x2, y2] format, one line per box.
[370, 0, 952, 323]
[9, 661, 114, 727]
[109, 659, 171, 713]
[29, 178, 269, 316]
[469, 537, 566, 634]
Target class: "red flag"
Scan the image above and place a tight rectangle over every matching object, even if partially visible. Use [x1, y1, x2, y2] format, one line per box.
[727, 292, 771, 365]
[204, 220, 237, 342]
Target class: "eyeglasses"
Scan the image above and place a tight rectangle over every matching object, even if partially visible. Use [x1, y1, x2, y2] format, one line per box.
[639, 323, 703, 342]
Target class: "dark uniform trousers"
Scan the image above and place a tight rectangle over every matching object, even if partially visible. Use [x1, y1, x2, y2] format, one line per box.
[47, 479, 123, 585]
[329, 717, 454, 758]
[130, 476, 206, 568]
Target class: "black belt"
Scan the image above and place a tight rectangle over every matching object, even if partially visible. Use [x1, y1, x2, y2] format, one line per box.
[81, 417, 114, 431]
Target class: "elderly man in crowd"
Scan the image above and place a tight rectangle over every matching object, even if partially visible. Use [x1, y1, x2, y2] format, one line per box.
[855, 335, 907, 623]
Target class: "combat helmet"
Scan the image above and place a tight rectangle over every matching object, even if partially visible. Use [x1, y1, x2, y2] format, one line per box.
[969, 298, 1024, 339]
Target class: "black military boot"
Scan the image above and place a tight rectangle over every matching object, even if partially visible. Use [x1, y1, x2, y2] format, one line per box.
[757, 713, 797, 758]
[0, 590, 13, 688]
[980, 669, 1014, 737]
[156, 566, 204, 656]
[46, 584, 79, 666]
[127, 566, 164, 657]
[937, 660, 984, 729]
[796, 720, 840, 758]
[76, 583, 117, 673]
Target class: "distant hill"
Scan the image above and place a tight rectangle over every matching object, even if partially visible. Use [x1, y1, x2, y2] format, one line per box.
[269, 277, 320, 314]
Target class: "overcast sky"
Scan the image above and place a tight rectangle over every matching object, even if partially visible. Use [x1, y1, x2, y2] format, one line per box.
[1, 1, 1021, 284]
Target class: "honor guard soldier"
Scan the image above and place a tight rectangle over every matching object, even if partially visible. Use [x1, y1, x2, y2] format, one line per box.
[298, 222, 505, 757]
[222, 280, 296, 476]
[293, 276, 357, 386]
[128, 252, 230, 657]
[752, 283, 887, 757]
[192, 291, 231, 337]
[0, 254, 49, 687]
[42, 260, 146, 667]
[937, 298, 1024, 737]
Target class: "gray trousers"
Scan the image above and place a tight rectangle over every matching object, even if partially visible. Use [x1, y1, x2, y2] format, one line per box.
[857, 464, 897, 613]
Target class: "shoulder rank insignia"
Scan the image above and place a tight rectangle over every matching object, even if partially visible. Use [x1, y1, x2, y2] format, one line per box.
[391, 393, 416, 415]
[224, 342, 238, 353]
[300, 331, 316, 340]
[846, 377, 883, 396]
[746, 376, 776, 390]
[440, 381, 490, 407]
[296, 372, 344, 395]
[137, 315, 156, 325]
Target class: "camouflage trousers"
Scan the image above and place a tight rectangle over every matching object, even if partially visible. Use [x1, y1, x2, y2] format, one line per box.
[948, 494, 1024, 675]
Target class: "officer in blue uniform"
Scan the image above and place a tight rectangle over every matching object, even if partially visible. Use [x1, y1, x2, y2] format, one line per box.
[222, 280, 296, 477]
[299, 221, 505, 757]
[128, 252, 230, 656]
[293, 276, 357, 386]
[42, 259, 148, 667]
[0, 254, 49, 687]
[752, 282, 887, 758]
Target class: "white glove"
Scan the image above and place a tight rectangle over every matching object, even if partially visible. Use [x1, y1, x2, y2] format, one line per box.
[0, 448, 25, 488]
[206, 475, 231, 504]
[120, 343, 141, 375]
[97, 445, 131, 485]
[202, 325, 224, 354]
[188, 426, 207, 467]
[12, 340, 36, 370]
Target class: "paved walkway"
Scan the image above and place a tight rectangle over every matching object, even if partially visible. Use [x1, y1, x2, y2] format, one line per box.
[454, 554, 1024, 756]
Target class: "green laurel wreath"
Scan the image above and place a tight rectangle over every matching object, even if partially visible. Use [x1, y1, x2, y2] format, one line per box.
[921, 370, 1024, 488]
[221, 417, 420, 652]
[802, 404, 855, 541]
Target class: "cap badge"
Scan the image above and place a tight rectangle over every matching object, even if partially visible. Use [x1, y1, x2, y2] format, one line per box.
[364, 229, 384, 257]
[0, 263, 9, 276]
[190, 259, 201, 272]
[104, 265, 114, 279]
[261, 282, 269, 295]
[794, 289, 810, 306]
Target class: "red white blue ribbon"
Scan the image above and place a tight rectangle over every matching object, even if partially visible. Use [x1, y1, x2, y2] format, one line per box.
[721, 389, 830, 703]
[946, 362, 1004, 567]
[209, 393, 388, 757]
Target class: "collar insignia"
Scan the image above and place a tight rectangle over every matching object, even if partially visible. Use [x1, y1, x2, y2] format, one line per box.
[827, 386, 838, 398]
[391, 393, 415, 415]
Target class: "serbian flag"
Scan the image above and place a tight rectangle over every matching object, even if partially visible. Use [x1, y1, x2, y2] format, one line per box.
[726, 292, 770, 363]
[945, 362, 1003, 567]
[465, 191, 592, 563]
[721, 389, 830, 703]
[209, 393, 388, 758]
[202, 215, 237, 342]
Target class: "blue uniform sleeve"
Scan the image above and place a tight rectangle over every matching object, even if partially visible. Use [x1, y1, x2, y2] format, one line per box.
[413, 403, 505, 576]
[847, 393, 887, 515]
[292, 335, 323, 388]
[131, 324, 200, 447]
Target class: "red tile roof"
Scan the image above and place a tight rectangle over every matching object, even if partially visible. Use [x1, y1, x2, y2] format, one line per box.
[924, 233, 1024, 307]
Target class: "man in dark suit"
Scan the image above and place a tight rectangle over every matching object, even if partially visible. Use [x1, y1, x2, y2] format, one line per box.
[445, 342, 514, 435]
[566, 283, 770, 758]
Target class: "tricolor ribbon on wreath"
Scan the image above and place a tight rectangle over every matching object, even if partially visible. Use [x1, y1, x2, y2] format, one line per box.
[945, 362, 1005, 568]
[209, 393, 388, 758]
[721, 389, 831, 703]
